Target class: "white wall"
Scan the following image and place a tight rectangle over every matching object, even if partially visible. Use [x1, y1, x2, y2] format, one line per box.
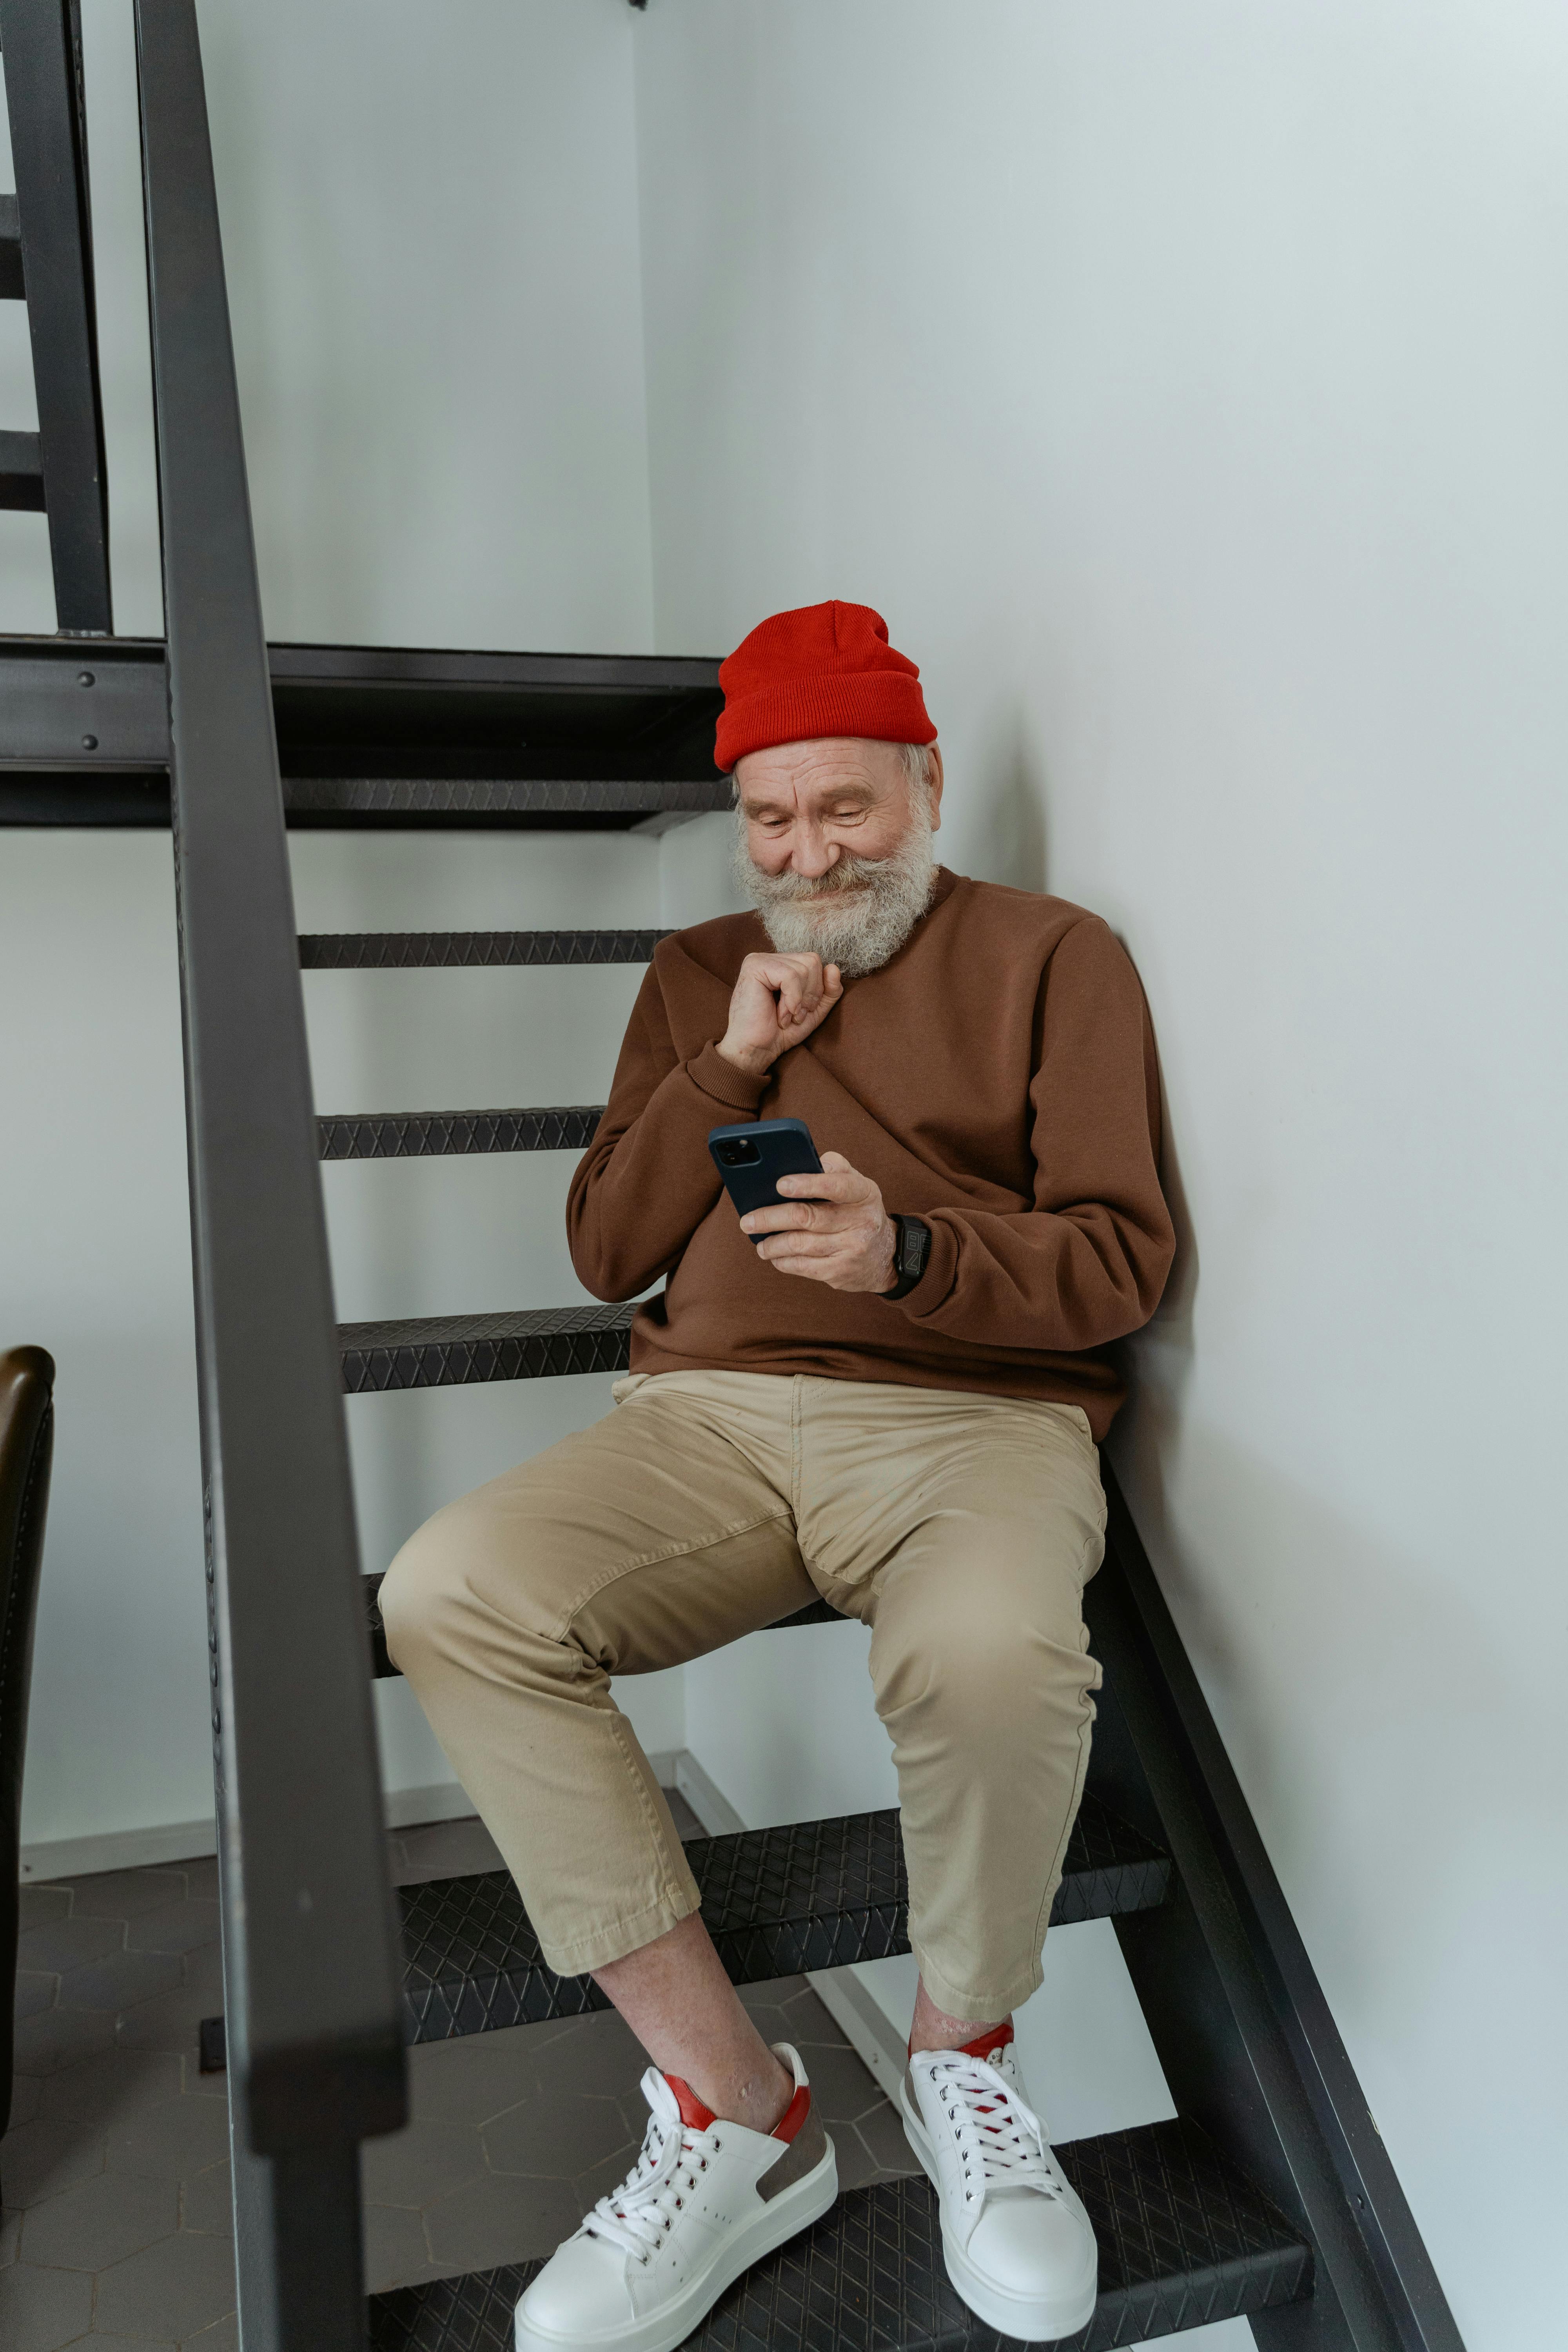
[633, 7, 1568, 2348]
[0, 0, 681, 1859]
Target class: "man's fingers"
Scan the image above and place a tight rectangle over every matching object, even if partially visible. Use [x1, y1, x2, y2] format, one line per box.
[772, 1168, 870, 1203]
[762, 1245, 842, 1276]
[744, 1199, 846, 1235]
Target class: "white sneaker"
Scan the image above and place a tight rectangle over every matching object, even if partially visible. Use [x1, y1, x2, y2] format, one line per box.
[514, 2042, 837, 2352]
[902, 2025, 1098, 2342]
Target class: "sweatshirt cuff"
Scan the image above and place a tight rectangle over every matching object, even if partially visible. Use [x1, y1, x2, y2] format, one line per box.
[686, 1042, 769, 1114]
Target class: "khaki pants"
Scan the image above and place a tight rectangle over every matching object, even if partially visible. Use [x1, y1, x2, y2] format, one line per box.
[380, 1370, 1106, 2021]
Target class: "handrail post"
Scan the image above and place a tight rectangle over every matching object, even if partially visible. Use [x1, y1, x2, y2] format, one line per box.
[133, 4, 406, 2344]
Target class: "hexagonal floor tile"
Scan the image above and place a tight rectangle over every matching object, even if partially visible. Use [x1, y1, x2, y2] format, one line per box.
[483, 2084, 635, 2183]
[360, 2117, 486, 2210]
[126, 1900, 222, 1957]
[422, 2167, 580, 2275]
[363, 2195, 435, 2295]
[37, 2047, 183, 2128]
[17, 1914, 124, 1976]
[20, 2166, 178, 2271]
[106, 2091, 232, 2183]
[0, 2115, 105, 2208]
[92, 2224, 236, 2339]
[11, 2003, 116, 2078]
[0, 2256, 95, 2352]
[179, 2162, 232, 2236]
[64, 1867, 189, 1922]
[59, 1949, 183, 2015]
[404, 2026, 541, 2129]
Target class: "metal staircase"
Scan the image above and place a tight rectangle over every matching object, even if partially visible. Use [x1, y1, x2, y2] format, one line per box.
[0, 7, 1465, 2351]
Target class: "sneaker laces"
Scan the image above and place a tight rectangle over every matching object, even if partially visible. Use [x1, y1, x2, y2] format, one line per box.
[921, 2051, 1064, 2205]
[580, 2069, 716, 2264]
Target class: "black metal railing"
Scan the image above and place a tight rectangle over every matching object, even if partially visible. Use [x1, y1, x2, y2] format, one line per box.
[0, 0, 112, 630]
[134, 4, 404, 2344]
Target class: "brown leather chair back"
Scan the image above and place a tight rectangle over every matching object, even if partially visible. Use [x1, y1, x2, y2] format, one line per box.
[0, 1346, 54, 2140]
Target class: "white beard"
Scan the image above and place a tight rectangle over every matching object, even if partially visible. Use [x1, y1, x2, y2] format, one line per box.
[733, 793, 937, 978]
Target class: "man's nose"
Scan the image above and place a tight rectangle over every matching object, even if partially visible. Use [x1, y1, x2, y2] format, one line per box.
[790, 828, 839, 878]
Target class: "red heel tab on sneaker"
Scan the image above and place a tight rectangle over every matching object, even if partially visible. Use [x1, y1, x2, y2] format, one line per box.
[958, 2022, 1014, 2061]
[663, 2075, 717, 2130]
[771, 2084, 812, 2143]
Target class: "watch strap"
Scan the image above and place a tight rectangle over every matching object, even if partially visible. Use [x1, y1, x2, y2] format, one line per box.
[883, 1214, 932, 1301]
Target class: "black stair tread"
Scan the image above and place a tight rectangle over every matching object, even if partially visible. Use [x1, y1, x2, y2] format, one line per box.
[339, 1305, 634, 1394]
[0, 194, 22, 301]
[300, 929, 670, 968]
[0, 428, 45, 513]
[319, 1107, 605, 1160]
[283, 776, 730, 825]
[365, 2117, 1312, 2352]
[198, 1795, 1169, 2070]
[396, 1795, 1167, 2045]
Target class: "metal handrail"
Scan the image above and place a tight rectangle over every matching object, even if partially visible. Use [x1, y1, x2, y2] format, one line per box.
[133, 4, 405, 2342]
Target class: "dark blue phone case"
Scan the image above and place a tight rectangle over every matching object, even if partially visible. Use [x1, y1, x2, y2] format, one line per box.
[708, 1118, 824, 1230]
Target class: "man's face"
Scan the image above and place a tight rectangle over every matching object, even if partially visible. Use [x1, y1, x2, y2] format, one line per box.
[733, 737, 942, 878]
[731, 736, 946, 979]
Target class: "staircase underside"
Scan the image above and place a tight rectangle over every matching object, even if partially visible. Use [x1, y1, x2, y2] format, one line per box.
[367, 2120, 1312, 2352]
[0, 637, 727, 828]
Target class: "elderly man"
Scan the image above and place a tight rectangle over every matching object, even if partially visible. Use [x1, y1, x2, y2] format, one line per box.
[381, 601, 1174, 2351]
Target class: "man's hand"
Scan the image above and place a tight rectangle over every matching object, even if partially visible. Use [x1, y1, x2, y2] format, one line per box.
[741, 1151, 898, 1294]
[716, 951, 844, 1080]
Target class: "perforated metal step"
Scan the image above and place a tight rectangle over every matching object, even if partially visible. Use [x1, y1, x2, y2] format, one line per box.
[319, 1106, 604, 1160]
[300, 929, 668, 969]
[339, 1305, 634, 1393]
[391, 1794, 1167, 2045]
[365, 2118, 1312, 2352]
[283, 776, 730, 826]
[199, 1795, 1169, 2071]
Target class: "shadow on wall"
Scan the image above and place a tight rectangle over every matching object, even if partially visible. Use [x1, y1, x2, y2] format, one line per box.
[956, 709, 1051, 899]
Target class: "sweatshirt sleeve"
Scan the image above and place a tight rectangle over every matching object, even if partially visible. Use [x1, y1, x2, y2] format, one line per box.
[566, 960, 768, 1301]
[892, 917, 1175, 1352]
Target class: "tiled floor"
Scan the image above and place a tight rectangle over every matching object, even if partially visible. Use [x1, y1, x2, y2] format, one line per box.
[1, 1794, 916, 2349]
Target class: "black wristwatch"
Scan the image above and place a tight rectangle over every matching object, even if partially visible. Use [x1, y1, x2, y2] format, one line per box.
[883, 1214, 932, 1300]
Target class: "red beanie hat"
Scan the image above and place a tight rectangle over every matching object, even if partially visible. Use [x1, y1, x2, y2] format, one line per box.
[714, 601, 936, 772]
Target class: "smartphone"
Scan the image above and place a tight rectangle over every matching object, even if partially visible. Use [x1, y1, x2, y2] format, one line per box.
[708, 1118, 823, 1235]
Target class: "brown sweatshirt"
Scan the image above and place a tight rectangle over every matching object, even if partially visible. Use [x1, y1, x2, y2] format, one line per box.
[566, 868, 1174, 1439]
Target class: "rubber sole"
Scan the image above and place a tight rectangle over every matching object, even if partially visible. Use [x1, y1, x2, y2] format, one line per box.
[514, 2140, 839, 2352]
[900, 2087, 1098, 2343]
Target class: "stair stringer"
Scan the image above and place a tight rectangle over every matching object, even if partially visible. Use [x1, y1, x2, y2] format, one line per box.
[1084, 1468, 1463, 2352]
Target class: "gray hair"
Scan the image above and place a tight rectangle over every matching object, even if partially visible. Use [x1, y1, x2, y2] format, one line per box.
[898, 742, 937, 805]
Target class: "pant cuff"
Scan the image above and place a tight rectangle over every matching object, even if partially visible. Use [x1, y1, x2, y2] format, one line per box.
[537, 1877, 703, 1980]
[912, 1938, 1046, 2025]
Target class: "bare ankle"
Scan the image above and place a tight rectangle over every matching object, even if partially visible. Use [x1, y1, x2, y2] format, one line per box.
[909, 1975, 1011, 2056]
[704, 2048, 793, 2134]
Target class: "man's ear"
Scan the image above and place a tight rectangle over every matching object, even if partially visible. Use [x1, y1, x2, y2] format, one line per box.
[927, 744, 944, 831]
